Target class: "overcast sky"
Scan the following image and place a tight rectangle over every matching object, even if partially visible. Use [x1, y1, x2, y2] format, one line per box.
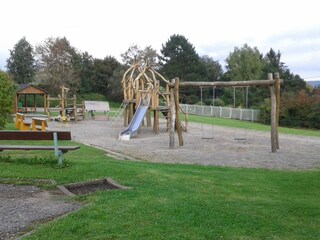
[1, 0, 320, 80]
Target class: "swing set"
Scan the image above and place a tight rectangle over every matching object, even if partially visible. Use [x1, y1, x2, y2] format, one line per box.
[199, 85, 250, 141]
[168, 73, 281, 153]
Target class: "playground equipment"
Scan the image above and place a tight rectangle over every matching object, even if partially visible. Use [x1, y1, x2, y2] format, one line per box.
[120, 62, 187, 139]
[119, 96, 151, 140]
[47, 85, 84, 122]
[170, 73, 282, 152]
[120, 62, 281, 152]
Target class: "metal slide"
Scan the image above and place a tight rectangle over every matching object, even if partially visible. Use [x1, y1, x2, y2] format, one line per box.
[119, 97, 150, 141]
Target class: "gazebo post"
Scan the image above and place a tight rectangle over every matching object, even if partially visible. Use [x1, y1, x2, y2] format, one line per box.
[33, 94, 36, 112]
[15, 94, 18, 113]
[44, 94, 47, 113]
[24, 94, 27, 112]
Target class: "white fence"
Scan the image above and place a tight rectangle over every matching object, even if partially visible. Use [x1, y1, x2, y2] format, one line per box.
[180, 104, 260, 122]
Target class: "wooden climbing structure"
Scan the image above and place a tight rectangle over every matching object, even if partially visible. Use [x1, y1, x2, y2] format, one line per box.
[47, 85, 84, 122]
[122, 62, 281, 153]
[121, 62, 179, 134]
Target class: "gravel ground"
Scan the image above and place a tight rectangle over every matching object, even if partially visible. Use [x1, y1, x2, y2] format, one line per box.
[51, 117, 320, 170]
[1, 117, 319, 239]
[0, 184, 81, 240]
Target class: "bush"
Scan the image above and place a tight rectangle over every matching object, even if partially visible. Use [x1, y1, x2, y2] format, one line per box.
[262, 90, 320, 129]
[258, 98, 271, 124]
[0, 71, 16, 129]
[212, 98, 225, 106]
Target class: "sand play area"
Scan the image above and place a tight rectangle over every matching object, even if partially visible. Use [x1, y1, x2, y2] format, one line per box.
[50, 117, 320, 170]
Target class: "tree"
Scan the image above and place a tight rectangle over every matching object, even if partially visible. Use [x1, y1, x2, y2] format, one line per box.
[263, 48, 285, 76]
[107, 65, 127, 102]
[35, 37, 80, 95]
[223, 44, 265, 107]
[200, 55, 223, 81]
[92, 56, 122, 99]
[121, 44, 159, 68]
[78, 52, 95, 93]
[263, 48, 306, 93]
[0, 71, 16, 129]
[225, 44, 264, 81]
[159, 34, 206, 81]
[6, 37, 36, 83]
[280, 69, 306, 93]
[199, 55, 224, 104]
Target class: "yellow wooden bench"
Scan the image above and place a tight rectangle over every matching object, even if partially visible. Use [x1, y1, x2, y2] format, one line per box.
[32, 118, 48, 131]
[15, 113, 31, 130]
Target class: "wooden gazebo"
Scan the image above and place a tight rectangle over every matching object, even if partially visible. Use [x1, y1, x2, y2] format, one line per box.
[15, 84, 48, 113]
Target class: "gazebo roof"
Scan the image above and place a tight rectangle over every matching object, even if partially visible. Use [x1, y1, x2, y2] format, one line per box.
[17, 84, 48, 95]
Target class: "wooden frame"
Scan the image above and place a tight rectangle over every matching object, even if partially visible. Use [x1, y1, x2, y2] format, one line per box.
[169, 74, 282, 152]
[121, 63, 281, 153]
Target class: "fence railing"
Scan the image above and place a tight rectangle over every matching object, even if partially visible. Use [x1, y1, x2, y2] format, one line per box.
[180, 104, 260, 122]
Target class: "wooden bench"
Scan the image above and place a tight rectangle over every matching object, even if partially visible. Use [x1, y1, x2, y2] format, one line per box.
[32, 117, 48, 131]
[15, 113, 31, 130]
[0, 131, 80, 165]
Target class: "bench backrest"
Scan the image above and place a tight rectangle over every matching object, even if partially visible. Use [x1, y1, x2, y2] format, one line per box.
[0, 131, 72, 141]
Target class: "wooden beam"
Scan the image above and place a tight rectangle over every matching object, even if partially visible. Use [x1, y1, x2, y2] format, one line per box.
[174, 78, 183, 146]
[275, 73, 281, 149]
[169, 79, 281, 88]
[0, 131, 72, 140]
[268, 73, 277, 153]
[169, 79, 175, 149]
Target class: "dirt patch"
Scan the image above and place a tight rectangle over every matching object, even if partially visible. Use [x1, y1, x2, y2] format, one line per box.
[0, 184, 81, 240]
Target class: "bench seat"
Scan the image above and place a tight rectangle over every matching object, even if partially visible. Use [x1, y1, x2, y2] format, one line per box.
[0, 145, 80, 153]
[0, 130, 79, 165]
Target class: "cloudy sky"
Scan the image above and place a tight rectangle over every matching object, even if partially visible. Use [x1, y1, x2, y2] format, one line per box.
[1, 0, 320, 80]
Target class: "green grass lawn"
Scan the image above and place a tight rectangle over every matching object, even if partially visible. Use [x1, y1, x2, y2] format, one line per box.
[185, 114, 320, 137]
[0, 143, 319, 239]
[0, 120, 319, 239]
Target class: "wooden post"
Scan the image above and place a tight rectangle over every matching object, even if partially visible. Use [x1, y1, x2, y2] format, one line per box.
[122, 77, 127, 100]
[124, 106, 128, 127]
[61, 85, 65, 119]
[166, 83, 170, 131]
[174, 78, 183, 146]
[24, 94, 27, 112]
[15, 94, 18, 113]
[153, 110, 159, 134]
[73, 94, 77, 121]
[135, 80, 140, 108]
[169, 79, 175, 149]
[166, 83, 170, 104]
[268, 73, 277, 153]
[44, 94, 47, 114]
[153, 80, 160, 134]
[275, 73, 281, 149]
[33, 94, 36, 112]
[147, 109, 151, 127]
[47, 94, 51, 121]
[233, 86, 236, 108]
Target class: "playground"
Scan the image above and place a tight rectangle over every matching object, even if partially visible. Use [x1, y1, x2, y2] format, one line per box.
[0, 63, 320, 239]
[1, 102, 320, 239]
